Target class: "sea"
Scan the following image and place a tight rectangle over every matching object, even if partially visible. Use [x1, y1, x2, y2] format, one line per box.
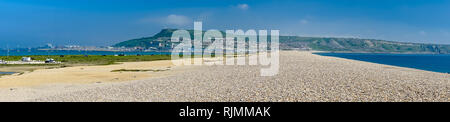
[315, 53, 450, 74]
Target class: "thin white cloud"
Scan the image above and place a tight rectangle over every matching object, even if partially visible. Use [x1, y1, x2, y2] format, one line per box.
[166, 14, 191, 25]
[442, 30, 450, 36]
[237, 4, 249, 10]
[138, 14, 192, 26]
[299, 19, 309, 24]
[419, 30, 427, 36]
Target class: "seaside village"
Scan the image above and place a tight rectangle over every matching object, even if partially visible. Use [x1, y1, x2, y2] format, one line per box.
[0, 57, 60, 64]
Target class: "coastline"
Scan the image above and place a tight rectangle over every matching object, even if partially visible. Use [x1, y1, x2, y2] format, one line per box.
[311, 51, 450, 54]
[0, 51, 448, 102]
[314, 52, 450, 74]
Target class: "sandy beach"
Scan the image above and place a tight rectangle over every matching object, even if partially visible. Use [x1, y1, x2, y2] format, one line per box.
[0, 60, 174, 88]
[0, 51, 448, 102]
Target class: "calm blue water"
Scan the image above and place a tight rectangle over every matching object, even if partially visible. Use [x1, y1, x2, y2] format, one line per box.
[0, 72, 15, 75]
[0, 50, 171, 56]
[315, 53, 450, 74]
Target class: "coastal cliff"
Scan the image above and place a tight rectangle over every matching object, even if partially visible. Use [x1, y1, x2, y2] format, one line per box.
[114, 29, 450, 54]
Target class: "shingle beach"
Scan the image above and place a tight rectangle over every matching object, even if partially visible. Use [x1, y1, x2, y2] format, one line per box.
[1, 51, 448, 102]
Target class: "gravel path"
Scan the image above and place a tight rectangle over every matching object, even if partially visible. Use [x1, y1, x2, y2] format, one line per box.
[30, 51, 450, 102]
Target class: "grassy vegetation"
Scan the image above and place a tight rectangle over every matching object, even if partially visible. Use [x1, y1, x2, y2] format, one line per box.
[0, 55, 172, 76]
[0, 55, 171, 66]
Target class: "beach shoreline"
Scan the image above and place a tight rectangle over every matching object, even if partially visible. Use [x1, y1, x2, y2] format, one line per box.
[0, 51, 448, 102]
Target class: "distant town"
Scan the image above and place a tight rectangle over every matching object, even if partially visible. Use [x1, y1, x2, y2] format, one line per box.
[36, 43, 162, 52]
[0, 43, 166, 52]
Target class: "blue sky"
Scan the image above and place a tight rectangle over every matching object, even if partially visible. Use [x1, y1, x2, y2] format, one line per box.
[1, 0, 450, 48]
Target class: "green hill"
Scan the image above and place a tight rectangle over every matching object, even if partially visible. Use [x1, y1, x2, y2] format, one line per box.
[113, 29, 450, 54]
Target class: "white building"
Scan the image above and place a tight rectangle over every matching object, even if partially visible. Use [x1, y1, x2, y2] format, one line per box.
[21, 57, 32, 62]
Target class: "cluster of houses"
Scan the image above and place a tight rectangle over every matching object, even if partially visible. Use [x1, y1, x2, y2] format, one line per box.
[0, 57, 60, 64]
